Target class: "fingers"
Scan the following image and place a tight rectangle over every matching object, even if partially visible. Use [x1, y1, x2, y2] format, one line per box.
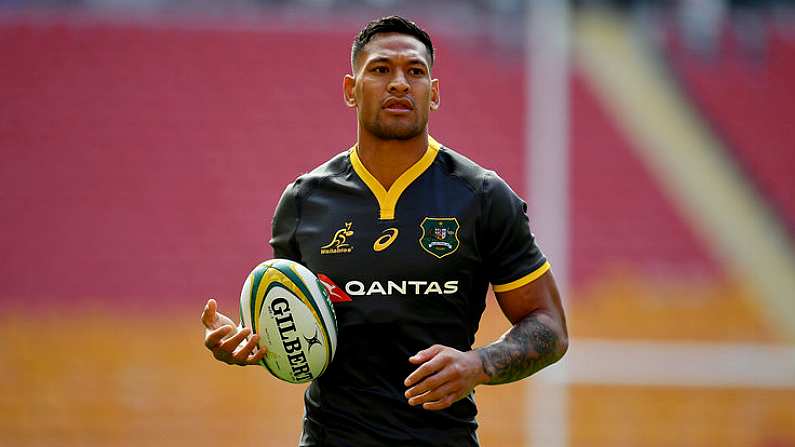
[405, 370, 448, 402]
[404, 346, 446, 388]
[201, 298, 218, 328]
[408, 344, 444, 365]
[418, 387, 459, 411]
[204, 325, 234, 349]
[233, 333, 260, 362]
[218, 327, 250, 352]
[410, 382, 459, 410]
[246, 346, 268, 365]
[205, 325, 267, 366]
[404, 345, 483, 411]
[228, 333, 267, 367]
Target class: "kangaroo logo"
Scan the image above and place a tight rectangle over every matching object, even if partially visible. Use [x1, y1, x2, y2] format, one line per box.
[320, 222, 354, 255]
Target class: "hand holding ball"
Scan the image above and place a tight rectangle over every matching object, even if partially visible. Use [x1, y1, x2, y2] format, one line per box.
[239, 259, 338, 384]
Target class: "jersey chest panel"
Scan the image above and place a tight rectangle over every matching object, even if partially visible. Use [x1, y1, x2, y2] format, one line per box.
[295, 173, 487, 330]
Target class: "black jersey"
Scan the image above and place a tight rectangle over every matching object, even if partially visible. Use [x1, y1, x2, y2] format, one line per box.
[270, 137, 548, 447]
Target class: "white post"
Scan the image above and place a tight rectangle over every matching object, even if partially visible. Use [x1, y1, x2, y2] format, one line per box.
[526, 1, 571, 447]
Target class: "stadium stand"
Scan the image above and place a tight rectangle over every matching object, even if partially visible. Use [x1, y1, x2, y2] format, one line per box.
[664, 25, 795, 236]
[569, 71, 722, 287]
[0, 18, 525, 309]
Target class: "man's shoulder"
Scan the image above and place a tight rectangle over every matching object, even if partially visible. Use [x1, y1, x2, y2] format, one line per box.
[311, 149, 351, 174]
[435, 143, 497, 194]
[284, 149, 351, 198]
[300, 149, 351, 182]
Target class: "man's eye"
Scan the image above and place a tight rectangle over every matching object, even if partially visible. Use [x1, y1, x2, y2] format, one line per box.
[372, 66, 388, 73]
[410, 68, 425, 76]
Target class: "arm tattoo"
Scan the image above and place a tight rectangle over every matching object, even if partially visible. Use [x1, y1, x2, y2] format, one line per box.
[477, 314, 562, 385]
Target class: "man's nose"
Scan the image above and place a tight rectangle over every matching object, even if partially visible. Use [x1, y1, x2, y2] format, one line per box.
[388, 70, 410, 94]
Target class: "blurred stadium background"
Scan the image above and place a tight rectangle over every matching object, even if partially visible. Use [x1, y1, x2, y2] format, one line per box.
[1, 0, 793, 446]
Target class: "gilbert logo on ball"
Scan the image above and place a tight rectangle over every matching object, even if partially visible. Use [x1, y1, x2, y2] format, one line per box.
[239, 259, 338, 384]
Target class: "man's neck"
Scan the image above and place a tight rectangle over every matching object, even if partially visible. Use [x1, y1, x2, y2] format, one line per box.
[356, 131, 429, 190]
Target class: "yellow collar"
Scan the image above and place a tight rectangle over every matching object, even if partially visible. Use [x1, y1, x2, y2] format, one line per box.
[350, 136, 441, 220]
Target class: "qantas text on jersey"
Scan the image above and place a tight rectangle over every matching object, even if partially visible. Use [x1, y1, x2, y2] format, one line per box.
[344, 280, 459, 296]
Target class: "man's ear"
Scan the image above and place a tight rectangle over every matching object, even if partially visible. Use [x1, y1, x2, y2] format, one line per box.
[430, 78, 440, 111]
[343, 74, 357, 108]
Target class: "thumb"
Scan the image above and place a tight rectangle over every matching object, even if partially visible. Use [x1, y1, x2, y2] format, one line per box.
[201, 298, 218, 328]
[409, 344, 444, 364]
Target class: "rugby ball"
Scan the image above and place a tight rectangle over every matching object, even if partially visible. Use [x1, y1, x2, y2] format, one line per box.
[239, 259, 338, 384]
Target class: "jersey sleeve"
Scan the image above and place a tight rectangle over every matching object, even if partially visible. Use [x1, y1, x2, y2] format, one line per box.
[269, 182, 302, 262]
[481, 172, 549, 293]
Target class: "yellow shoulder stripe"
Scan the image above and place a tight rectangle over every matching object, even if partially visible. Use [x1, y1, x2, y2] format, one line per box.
[492, 261, 551, 293]
[350, 136, 440, 220]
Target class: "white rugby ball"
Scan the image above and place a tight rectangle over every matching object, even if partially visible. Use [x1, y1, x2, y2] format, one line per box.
[239, 259, 338, 384]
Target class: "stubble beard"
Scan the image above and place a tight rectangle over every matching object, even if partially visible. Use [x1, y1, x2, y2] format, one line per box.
[363, 113, 425, 141]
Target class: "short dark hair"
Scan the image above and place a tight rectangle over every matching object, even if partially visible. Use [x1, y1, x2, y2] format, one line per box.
[351, 15, 435, 69]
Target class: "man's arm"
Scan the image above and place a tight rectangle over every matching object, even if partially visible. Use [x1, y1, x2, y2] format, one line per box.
[477, 271, 568, 384]
[403, 271, 567, 410]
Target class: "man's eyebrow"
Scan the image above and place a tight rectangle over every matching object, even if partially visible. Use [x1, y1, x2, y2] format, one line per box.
[365, 56, 391, 66]
[406, 58, 429, 68]
[364, 56, 429, 68]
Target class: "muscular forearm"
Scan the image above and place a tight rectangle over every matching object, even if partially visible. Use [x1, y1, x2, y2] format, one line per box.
[476, 311, 568, 385]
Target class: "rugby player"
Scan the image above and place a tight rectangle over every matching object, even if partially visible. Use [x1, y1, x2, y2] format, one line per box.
[202, 15, 568, 446]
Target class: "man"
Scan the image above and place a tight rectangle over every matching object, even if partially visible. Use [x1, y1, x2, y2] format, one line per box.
[202, 15, 568, 446]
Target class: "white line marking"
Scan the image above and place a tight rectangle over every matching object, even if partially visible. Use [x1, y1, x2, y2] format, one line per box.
[557, 339, 795, 388]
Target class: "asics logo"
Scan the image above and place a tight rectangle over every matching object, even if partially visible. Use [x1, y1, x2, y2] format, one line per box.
[373, 228, 399, 252]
